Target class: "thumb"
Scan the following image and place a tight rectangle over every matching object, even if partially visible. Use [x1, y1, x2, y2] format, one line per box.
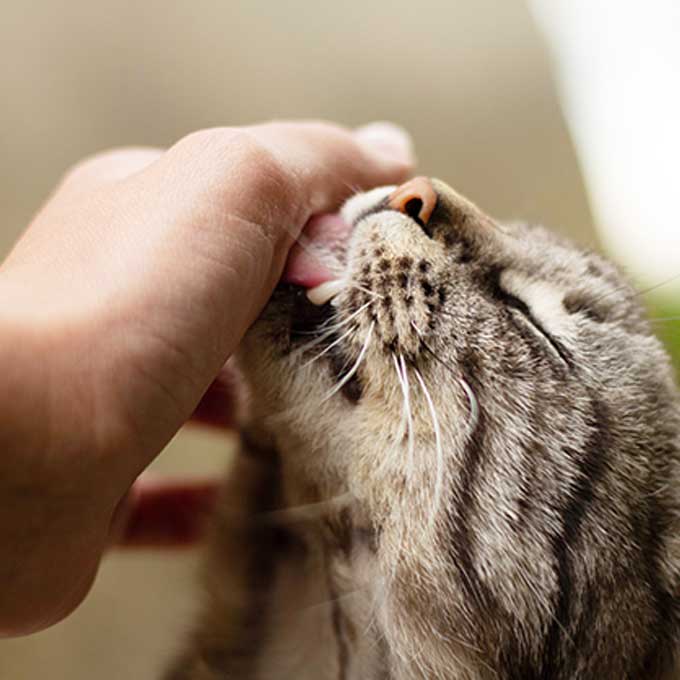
[239, 120, 415, 222]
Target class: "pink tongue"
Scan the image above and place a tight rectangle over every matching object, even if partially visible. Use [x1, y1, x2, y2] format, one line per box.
[282, 213, 352, 288]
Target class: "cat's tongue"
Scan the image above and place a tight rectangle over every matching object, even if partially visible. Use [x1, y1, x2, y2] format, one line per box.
[282, 213, 351, 288]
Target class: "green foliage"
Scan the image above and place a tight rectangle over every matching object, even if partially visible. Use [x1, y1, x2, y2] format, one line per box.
[647, 295, 680, 375]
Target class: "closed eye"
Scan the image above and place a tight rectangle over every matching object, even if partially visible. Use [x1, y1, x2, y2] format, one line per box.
[489, 271, 573, 368]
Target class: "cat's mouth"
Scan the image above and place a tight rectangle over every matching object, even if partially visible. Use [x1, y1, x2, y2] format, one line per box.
[288, 285, 335, 335]
[279, 282, 364, 402]
[279, 211, 354, 338]
[283, 214, 351, 290]
[271, 178, 443, 399]
[282, 177, 438, 303]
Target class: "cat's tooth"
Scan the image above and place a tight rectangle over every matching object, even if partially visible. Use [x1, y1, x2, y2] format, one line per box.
[306, 280, 345, 306]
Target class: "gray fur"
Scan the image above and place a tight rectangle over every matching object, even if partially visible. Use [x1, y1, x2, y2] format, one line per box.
[168, 180, 680, 679]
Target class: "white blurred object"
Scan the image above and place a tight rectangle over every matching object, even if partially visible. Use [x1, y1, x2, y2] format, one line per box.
[530, 1, 680, 297]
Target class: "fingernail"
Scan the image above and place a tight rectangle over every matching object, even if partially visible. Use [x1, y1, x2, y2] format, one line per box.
[354, 122, 415, 165]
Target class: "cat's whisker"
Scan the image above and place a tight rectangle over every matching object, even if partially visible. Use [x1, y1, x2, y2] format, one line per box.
[383, 357, 413, 596]
[414, 367, 444, 529]
[385, 353, 419, 615]
[292, 308, 355, 337]
[631, 272, 680, 299]
[589, 270, 680, 309]
[259, 492, 355, 526]
[321, 322, 374, 402]
[300, 324, 357, 369]
[390, 359, 409, 446]
[351, 283, 384, 301]
[393, 354, 415, 481]
[411, 321, 479, 435]
[458, 375, 479, 435]
[292, 300, 373, 354]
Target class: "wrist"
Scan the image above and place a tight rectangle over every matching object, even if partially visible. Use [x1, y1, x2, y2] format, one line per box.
[0, 272, 100, 488]
[0, 308, 50, 466]
[0, 276, 115, 636]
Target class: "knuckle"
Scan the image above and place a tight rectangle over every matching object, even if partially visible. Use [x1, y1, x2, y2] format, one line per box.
[176, 127, 300, 235]
[187, 126, 298, 214]
[180, 127, 292, 190]
[228, 132, 287, 182]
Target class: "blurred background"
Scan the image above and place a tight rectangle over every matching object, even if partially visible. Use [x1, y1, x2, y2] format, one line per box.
[0, 1, 676, 678]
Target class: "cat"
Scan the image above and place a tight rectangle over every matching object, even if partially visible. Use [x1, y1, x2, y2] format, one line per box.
[167, 177, 680, 679]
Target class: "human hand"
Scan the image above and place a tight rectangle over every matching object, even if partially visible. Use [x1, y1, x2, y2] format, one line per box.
[0, 121, 413, 635]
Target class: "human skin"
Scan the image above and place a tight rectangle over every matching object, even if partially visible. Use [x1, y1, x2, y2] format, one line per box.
[0, 121, 414, 636]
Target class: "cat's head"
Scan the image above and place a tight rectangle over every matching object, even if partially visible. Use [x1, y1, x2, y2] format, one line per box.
[237, 177, 680, 675]
[239, 177, 670, 507]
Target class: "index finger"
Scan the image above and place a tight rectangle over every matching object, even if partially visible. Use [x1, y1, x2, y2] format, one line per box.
[248, 120, 415, 216]
[163, 120, 414, 245]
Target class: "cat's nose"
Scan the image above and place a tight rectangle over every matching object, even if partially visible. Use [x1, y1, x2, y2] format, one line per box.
[388, 176, 437, 226]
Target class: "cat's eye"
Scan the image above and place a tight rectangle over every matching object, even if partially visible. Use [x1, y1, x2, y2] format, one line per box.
[508, 296, 572, 366]
[489, 271, 572, 367]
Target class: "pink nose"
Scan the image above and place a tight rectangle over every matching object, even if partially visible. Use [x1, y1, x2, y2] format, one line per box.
[388, 176, 437, 226]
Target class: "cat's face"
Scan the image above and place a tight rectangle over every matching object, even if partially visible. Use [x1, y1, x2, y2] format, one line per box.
[238, 178, 679, 675]
[240, 177, 661, 510]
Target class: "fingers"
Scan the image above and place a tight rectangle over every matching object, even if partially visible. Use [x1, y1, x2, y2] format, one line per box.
[162, 120, 414, 242]
[58, 121, 413, 229]
[245, 120, 415, 217]
[111, 477, 221, 548]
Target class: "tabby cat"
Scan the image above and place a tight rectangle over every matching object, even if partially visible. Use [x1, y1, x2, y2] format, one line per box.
[168, 178, 680, 679]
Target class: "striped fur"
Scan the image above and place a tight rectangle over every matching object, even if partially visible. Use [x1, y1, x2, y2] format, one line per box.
[169, 180, 680, 679]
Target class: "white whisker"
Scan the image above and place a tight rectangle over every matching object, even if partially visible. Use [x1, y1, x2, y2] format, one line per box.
[458, 376, 479, 435]
[411, 320, 479, 435]
[589, 271, 680, 308]
[292, 300, 373, 353]
[392, 354, 415, 479]
[390, 354, 407, 441]
[259, 492, 354, 526]
[300, 324, 357, 369]
[414, 367, 444, 528]
[321, 322, 374, 402]
[387, 354, 418, 613]
[352, 283, 384, 301]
